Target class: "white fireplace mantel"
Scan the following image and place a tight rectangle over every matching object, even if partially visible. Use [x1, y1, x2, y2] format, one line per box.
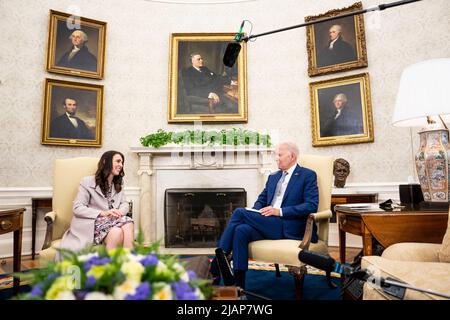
[130, 145, 275, 250]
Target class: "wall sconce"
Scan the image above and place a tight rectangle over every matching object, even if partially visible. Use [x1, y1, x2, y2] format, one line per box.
[392, 58, 450, 202]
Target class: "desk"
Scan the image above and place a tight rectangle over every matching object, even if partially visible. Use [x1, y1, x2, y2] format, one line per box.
[331, 193, 378, 223]
[31, 197, 52, 259]
[0, 208, 25, 295]
[336, 204, 448, 263]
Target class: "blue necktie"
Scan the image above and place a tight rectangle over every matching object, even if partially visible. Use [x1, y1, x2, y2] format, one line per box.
[272, 171, 288, 205]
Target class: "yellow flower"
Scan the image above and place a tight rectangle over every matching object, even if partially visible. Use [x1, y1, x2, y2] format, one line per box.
[153, 284, 172, 300]
[121, 260, 145, 282]
[55, 260, 73, 273]
[87, 265, 107, 279]
[113, 280, 139, 300]
[45, 276, 77, 300]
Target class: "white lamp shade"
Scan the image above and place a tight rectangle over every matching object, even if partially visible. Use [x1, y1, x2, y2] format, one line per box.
[392, 58, 450, 127]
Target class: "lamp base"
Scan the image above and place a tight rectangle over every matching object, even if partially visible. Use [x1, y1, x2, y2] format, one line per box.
[415, 126, 449, 202]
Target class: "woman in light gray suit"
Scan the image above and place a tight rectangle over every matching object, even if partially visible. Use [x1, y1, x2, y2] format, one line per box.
[60, 151, 134, 256]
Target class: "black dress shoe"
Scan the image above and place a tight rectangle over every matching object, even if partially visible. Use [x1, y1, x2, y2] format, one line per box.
[215, 248, 235, 286]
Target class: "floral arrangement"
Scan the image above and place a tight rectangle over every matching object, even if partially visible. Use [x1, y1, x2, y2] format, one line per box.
[140, 128, 272, 148]
[16, 240, 211, 300]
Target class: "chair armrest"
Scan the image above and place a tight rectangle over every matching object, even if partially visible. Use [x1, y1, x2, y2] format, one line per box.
[298, 210, 332, 250]
[42, 211, 56, 250]
[299, 214, 315, 250]
[312, 209, 332, 221]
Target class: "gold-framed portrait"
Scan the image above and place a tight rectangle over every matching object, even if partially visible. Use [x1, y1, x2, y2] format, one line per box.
[310, 72, 374, 147]
[305, 2, 368, 77]
[41, 78, 103, 147]
[168, 33, 247, 123]
[46, 10, 106, 79]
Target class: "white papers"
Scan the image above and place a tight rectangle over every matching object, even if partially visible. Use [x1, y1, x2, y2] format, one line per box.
[336, 203, 373, 209]
[335, 203, 380, 211]
[245, 207, 262, 214]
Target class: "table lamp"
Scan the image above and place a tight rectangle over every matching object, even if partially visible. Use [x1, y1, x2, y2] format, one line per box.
[392, 58, 450, 202]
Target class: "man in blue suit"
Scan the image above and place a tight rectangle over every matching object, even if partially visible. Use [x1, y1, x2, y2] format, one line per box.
[212, 142, 319, 289]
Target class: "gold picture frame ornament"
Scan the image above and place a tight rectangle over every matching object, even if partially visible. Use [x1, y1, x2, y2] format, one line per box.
[46, 10, 107, 79]
[305, 2, 368, 77]
[41, 78, 104, 147]
[309, 72, 374, 147]
[168, 33, 247, 123]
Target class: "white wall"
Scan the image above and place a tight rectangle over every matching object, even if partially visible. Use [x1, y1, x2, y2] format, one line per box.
[0, 0, 449, 255]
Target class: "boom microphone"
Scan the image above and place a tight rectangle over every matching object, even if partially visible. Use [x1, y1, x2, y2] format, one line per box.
[222, 0, 423, 68]
[298, 249, 340, 288]
[223, 20, 245, 68]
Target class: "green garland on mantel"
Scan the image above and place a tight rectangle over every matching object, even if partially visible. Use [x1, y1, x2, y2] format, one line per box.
[140, 129, 272, 148]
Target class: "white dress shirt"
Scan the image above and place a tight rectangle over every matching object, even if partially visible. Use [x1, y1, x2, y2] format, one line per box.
[66, 112, 78, 128]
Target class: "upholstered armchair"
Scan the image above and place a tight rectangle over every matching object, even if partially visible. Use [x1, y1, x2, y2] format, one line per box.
[362, 206, 450, 300]
[39, 157, 100, 263]
[248, 154, 334, 299]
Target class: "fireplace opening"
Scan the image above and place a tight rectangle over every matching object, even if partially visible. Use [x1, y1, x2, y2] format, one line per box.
[164, 188, 247, 248]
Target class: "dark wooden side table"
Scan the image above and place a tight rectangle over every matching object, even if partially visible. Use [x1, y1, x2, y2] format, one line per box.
[0, 208, 25, 295]
[336, 204, 449, 264]
[331, 193, 378, 223]
[31, 198, 52, 260]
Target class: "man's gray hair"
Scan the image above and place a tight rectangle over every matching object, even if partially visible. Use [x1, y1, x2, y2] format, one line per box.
[330, 24, 342, 34]
[69, 30, 88, 42]
[333, 93, 348, 103]
[278, 141, 299, 156]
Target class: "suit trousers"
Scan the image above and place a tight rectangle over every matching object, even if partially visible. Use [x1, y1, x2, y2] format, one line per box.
[218, 208, 283, 271]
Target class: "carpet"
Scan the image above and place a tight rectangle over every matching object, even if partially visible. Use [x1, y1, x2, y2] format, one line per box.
[238, 260, 342, 300]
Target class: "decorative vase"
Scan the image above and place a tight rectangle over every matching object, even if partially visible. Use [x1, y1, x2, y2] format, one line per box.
[415, 124, 449, 202]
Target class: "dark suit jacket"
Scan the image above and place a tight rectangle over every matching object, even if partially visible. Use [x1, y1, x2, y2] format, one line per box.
[182, 66, 227, 99]
[50, 114, 93, 140]
[57, 45, 97, 72]
[321, 106, 363, 137]
[253, 164, 319, 242]
[317, 36, 357, 67]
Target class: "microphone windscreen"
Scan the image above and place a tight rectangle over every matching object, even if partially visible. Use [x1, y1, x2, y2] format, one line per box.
[223, 42, 241, 68]
[298, 249, 335, 273]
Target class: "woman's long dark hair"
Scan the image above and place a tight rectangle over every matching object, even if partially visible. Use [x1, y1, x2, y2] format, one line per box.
[95, 150, 125, 196]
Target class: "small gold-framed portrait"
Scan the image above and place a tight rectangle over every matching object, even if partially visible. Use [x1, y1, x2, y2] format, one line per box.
[46, 10, 106, 79]
[168, 33, 247, 123]
[305, 2, 368, 77]
[309, 72, 374, 147]
[41, 78, 103, 147]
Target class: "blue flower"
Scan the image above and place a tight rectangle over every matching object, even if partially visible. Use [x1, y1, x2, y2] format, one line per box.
[125, 282, 151, 300]
[83, 256, 112, 271]
[84, 276, 96, 288]
[187, 270, 197, 280]
[74, 290, 89, 300]
[47, 273, 60, 281]
[172, 281, 198, 300]
[140, 253, 158, 267]
[29, 284, 44, 298]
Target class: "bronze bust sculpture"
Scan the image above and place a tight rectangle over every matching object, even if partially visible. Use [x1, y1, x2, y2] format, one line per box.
[333, 158, 350, 188]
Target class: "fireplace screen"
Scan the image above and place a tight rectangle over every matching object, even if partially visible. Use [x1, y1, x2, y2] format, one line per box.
[164, 188, 246, 248]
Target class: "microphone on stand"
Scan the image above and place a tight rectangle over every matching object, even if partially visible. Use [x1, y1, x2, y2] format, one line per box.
[298, 250, 341, 288]
[223, 20, 245, 68]
[298, 249, 450, 300]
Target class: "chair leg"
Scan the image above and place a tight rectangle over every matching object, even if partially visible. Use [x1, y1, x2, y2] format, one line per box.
[274, 263, 282, 277]
[288, 265, 307, 300]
